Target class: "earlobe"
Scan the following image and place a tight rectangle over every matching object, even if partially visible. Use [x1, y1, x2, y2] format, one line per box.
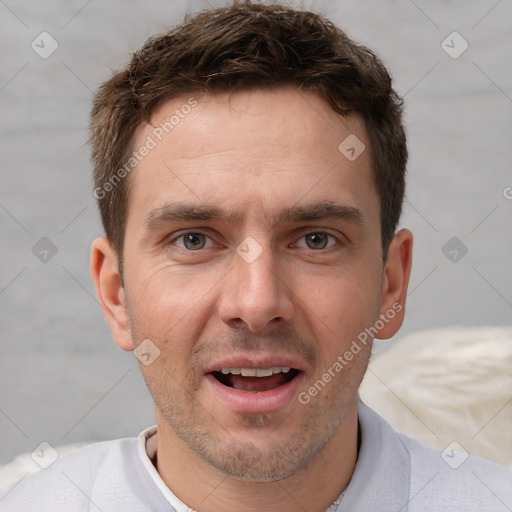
[90, 237, 134, 351]
[376, 229, 413, 339]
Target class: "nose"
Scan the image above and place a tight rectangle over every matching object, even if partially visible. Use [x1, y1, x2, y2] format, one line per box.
[218, 243, 295, 333]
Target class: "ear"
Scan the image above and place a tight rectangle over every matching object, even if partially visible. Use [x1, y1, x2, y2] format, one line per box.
[376, 229, 413, 339]
[90, 237, 134, 351]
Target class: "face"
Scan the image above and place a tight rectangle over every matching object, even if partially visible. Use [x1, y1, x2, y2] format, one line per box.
[93, 87, 410, 482]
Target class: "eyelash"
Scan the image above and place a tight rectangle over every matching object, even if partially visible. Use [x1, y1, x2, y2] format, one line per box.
[165, 230, 340, 251]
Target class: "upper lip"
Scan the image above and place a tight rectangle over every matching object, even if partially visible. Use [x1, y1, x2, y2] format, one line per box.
[204, 353, 306, 374]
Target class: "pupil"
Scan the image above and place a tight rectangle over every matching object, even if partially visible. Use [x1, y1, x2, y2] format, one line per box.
[184, 233, 205, 250]
[307, 233, 327, 249]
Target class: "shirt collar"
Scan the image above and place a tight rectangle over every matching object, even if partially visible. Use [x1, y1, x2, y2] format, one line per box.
[339, 399, 411, 511]
[138, 426, 190, 512]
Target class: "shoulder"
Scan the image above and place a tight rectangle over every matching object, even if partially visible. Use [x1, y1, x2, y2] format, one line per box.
[0, 437, 141, 512]
[349, 401, 512, 511]
[398, 432, 512, 511]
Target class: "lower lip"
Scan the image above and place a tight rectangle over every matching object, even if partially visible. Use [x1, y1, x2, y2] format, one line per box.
[205, 372, 304, 414]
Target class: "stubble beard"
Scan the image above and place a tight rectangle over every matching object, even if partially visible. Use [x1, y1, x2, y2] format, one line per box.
[142, 352, 363, 483]
[129, 315, 370, 482]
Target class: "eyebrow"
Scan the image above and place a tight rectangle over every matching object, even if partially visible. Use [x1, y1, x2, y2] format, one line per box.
[144, 200, 365, 232]
[144, 202, 244, 231]
[275, 202, 365, 226]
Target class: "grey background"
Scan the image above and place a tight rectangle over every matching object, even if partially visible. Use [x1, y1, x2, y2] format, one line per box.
[0, 0, 511, 464]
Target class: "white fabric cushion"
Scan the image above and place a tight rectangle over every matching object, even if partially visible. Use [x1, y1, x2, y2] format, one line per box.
[0, 443, 85, 491]
[360, 326, 512, 467]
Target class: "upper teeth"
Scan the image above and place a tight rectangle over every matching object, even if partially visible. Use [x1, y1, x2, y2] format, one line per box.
[220, 367, 291, 377]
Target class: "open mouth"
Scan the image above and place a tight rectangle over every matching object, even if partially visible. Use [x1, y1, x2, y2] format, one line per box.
[211, 367, 301, 393]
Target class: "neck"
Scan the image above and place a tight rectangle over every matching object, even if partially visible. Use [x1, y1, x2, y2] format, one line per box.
[153, 402, 359, 512]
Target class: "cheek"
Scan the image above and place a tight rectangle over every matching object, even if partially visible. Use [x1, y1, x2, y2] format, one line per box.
[296, 268, 382, 354]
[125, 263, 216, 347]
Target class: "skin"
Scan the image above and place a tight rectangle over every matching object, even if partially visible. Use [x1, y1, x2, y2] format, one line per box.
[91, 87, 413, 512]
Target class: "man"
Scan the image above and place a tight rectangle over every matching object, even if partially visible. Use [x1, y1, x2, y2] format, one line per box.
[1, 2, 510, 511]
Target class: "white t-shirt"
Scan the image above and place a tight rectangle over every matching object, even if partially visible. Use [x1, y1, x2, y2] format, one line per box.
[1, 401, 511, 511]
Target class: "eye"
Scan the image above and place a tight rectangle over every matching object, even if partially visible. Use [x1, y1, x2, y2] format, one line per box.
[173, 232, 214, 250]
[296, 232, 337, 250]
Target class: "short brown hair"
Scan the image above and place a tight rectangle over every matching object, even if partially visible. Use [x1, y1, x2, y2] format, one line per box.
[90, 1, 407, 275]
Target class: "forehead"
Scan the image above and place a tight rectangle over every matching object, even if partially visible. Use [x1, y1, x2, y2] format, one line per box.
[126, 87, 376, 225]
